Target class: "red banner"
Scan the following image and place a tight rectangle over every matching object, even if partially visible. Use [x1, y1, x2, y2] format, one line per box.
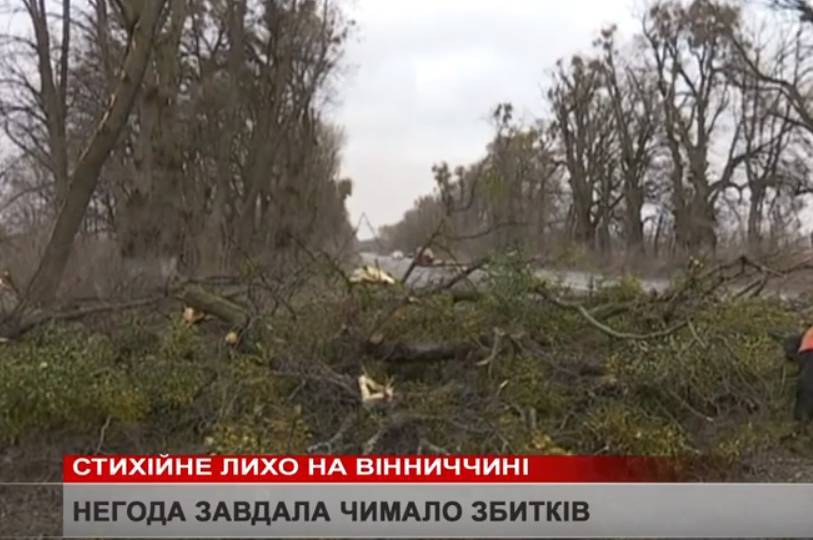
[63, 455, 702, 484]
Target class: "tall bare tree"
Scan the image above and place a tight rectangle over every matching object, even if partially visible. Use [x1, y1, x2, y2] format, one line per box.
[734, 40, 799, 250]
[642, 0, 748, 255]
[16, 0, 168, 311]
[549, 54, 619, 253]
[0, 0, 72, 208]
[597, 26, 659, 255]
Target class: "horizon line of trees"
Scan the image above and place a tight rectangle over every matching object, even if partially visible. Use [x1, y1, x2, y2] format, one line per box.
[379, 0, 813, 263]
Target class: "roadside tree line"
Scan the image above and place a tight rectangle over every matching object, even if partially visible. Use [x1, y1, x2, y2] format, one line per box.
[0, 0, 356, 325]
[380, 0, 813, 263]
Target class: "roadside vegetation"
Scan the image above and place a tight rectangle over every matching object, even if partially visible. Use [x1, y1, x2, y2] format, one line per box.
[2, 254, 810, 474]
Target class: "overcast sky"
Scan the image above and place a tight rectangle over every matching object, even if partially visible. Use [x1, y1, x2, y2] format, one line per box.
[332, 0, 643, 238]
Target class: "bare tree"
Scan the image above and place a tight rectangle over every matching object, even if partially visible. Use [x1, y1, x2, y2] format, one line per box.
[642, 0, 749, 256]
[231, 0, 349, 255]
[549, 54, 619, 253]
[382, 104, 563, 260]
[731, 3, 813, 138]
[113, 0, 189, 285]
[79, 0, 355, 278]
[0, 0, 72, 208]
[15, 0, 168, 312]
[733, 36, 803, 251]
[597, 26, 659, 255]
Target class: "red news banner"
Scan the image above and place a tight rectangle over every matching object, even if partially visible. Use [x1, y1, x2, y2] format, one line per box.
[63, 455, 688, 483]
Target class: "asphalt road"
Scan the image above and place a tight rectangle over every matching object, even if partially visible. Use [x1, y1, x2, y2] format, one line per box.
[358, 253, 809, 300]
[358, 252, 672, 294]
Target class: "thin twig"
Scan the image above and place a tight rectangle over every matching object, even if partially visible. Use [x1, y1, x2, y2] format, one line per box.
[94, 416, 112, 454]
[307, 412, 357, 454]
[420, 256, 490, 296]
[417, 438, 449, 455]
[476, 328, 506, 367]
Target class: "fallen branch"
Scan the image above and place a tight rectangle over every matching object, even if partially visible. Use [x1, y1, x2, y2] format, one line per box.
[533, 285, 688, 341]
[307, 412, 358, 454]
[362, 412, 421, 454]
[417, 438, 449, 454]
[450, 289, 482, 303]
[176, 284, 250, 328]
[1, 295, 166, 340]
[664, 253, 810, 315]
[270, 361, 360, 402]
[476, 328, 506, 367]
[287, 232, 353, 291]
[94, 416, 113, 454]
[733, 276, 768, 299]
[419, 257, 489, 296]
[588, 300, 638, 320]
[364, 339, 475, 363]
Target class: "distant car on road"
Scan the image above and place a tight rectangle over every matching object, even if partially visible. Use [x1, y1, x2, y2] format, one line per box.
[391, 250, 404, 260]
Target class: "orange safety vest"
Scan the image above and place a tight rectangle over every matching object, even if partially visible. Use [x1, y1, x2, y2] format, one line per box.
[800, 327, 813, 353]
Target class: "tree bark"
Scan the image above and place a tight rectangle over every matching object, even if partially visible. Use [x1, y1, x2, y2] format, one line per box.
[118, 0, 187, 274]
[177, 284, 250, 329]
[16, 0, 167, 312]
[747, 186, 764, 253]
[624, 187, 645, 254]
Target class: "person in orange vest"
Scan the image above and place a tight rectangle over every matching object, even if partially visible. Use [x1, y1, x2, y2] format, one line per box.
[783, 327, 813, 423]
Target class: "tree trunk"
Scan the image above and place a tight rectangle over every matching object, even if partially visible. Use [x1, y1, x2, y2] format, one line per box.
[26, 0, 71, 205]
[119, 0, 187, 277]
[747, 185, 765, 254]
[687, 186, 717, 256]
[16, 0, 166, 311]
[652, 212, 665, 257]
[597, 219, 611, 256]
[624, 186, 645, 255]
[571, 189, 595, 248]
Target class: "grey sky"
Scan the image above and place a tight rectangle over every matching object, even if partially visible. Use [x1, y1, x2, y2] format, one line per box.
[333, 0, 642, 237]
